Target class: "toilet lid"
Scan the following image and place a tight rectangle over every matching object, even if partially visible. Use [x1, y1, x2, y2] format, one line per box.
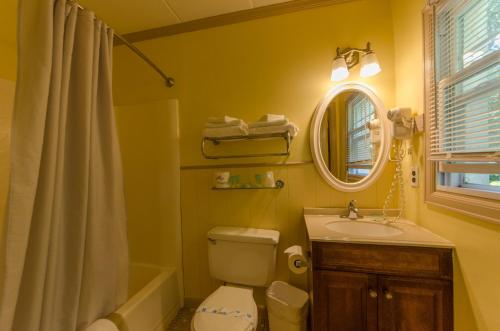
[193, 286, 257, 331]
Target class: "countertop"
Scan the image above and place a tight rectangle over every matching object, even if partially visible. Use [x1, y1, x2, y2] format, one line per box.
[304, 208, 454, 249]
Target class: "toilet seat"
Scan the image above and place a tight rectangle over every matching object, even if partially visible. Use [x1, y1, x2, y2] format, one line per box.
[192, 286, 258, 331]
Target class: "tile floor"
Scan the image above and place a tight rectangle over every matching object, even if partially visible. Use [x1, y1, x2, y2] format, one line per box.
[167, 307, 269, 331]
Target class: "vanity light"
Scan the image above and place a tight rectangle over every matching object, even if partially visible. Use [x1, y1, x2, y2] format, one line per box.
[330, 42, 381, 81]
[360, 51, 381, 77]
[331, 56, 350, 81]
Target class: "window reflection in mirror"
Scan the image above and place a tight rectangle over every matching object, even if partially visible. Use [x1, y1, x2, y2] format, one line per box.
[319, 91, 381, 183]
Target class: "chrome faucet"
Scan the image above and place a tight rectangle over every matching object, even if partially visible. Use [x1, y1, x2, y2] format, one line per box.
[342, 200, 363, 220]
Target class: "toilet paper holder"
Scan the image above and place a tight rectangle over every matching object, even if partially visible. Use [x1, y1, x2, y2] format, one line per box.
[284, 245, 309, 274]
[293, 260, 307, 268]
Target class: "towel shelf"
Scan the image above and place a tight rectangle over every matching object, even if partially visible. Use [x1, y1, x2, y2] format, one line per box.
[201, 132, 292, 159]
[212, 180, 285, 190]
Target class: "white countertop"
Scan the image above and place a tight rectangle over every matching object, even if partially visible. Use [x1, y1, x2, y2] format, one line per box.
[304, 208, 454, 249]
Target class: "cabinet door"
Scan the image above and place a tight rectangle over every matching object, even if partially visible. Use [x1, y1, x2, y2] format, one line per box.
[313, 270, 377, 331]
[378, 276, 453, 331]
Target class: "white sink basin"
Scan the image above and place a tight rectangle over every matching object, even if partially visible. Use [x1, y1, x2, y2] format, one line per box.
[325, 220, 403, 237]
[304, 209, 454, 247]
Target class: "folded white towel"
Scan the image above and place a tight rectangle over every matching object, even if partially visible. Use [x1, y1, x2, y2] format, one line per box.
[85, 319, 118, 331]
[249, 122, 299, 137]
[249, 119, 289, 128]
[259, 114, 286, 122]
[205, 119, 246, 128]
[207, 116, 239, 124]
[203, 125, 249, 138]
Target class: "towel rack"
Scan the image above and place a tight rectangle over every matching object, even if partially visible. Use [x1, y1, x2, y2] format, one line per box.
[212, 179, 285, 190]
[201, 132, 292, 159]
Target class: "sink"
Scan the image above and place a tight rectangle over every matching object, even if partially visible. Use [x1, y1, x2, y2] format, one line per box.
[325, 220, 403, 237]
[304, 208, 454, 247]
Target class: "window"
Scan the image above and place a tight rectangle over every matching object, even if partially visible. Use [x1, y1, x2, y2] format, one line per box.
[424, 0, 500, 222]
[346, 94, 375, 180]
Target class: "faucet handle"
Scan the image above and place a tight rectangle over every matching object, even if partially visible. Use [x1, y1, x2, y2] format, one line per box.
[346, 200, 363, 219]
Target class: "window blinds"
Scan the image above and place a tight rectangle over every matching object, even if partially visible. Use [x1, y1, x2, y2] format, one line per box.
[347, 95, 375, 165]
[429, 0, 500, 161]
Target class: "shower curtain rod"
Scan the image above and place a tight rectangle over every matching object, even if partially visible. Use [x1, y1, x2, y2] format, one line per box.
[74, 2, 175, 88]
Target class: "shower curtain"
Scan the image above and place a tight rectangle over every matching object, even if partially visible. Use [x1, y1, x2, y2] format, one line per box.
[0, 0, 128, 330]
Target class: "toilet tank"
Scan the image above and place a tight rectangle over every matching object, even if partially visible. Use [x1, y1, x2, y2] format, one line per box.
[207, 227, 280, 287]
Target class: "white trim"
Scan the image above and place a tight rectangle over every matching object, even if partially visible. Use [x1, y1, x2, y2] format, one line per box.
[310, 82, 390, 192]
[437, 185, 500, 200]
[437, 162, 500, 174]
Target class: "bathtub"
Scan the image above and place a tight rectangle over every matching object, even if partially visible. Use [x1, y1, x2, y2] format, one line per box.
[111, 263, 181, 331]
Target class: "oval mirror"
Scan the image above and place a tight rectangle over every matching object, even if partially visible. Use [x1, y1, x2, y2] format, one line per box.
[310, 83, 390, 192]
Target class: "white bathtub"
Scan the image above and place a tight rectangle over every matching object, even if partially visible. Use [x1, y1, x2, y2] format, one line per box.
[111, 263, 181, 331]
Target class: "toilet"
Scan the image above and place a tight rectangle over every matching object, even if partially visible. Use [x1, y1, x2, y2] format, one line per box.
[192, 226, 280, 331]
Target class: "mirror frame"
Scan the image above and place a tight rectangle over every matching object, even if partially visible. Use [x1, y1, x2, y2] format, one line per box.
[310, 83, 390, 192]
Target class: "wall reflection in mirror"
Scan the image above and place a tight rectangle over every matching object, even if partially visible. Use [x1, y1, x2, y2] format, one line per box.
[319, 91, 381, 183]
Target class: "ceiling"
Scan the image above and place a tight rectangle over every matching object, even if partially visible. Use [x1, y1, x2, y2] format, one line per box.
[79, 0, 293, 34]
[0, 0, 293, 43]
[0, 0, 294, 45]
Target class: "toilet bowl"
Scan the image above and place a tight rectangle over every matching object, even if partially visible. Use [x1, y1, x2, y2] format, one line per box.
[191, 227, 280, 331]
[191, 286, 257, 331]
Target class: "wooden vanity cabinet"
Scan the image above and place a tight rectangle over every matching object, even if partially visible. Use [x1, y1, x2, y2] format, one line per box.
[314, 270, 378, 331]
[310, 242, 453, 331]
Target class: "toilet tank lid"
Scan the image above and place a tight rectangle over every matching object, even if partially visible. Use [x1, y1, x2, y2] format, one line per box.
[208, 227, 280, 245]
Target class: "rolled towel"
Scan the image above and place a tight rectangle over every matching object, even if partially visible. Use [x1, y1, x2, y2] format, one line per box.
[205, 119, 246, 128]
[207, 116, 239, 124]
[203, 125, 249, 138]
[249, 119, 289, 128]
[85, 319, 119, 331]
[249, 122, 299, 137]
[259, 114, 286, 122]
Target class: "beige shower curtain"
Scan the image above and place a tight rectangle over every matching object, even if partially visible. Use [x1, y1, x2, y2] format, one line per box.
[0, 0, 128, 330]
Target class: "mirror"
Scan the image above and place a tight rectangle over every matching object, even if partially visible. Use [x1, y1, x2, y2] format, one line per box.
[319, 91, 380, 182]
[310, 83, 390, 192]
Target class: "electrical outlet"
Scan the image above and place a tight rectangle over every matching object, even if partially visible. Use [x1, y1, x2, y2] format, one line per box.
[411, 166, 419, 187]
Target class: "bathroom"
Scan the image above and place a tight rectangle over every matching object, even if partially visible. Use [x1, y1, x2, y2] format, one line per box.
[0, 0, 499, 330]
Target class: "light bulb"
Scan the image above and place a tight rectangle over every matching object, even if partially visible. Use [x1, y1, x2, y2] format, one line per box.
[331, 57, 349, 81]
[360, 52, 381, 78]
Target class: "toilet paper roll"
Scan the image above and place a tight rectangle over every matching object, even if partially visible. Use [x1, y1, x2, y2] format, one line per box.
[284, 245, 308, 274]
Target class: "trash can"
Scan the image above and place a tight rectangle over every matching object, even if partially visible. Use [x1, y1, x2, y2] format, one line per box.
[266, 281, 309, 331]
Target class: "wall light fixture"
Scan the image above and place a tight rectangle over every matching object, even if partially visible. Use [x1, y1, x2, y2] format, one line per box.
[331, 42, 381, 81]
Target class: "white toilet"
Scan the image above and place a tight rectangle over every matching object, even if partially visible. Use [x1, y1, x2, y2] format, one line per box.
[191, 226, 280, 331]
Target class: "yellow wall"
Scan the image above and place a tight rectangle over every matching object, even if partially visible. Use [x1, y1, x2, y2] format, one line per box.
[112, 0, 396, 167]
[115, 100, 183, 274]
[0, 0, 17, 82]
[111, 0, 397, 304]
[391, 1, 500, 330]
[0, 43, 16, 82]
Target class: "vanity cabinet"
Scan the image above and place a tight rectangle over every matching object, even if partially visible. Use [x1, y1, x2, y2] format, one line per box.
[311, 242, 453, 331]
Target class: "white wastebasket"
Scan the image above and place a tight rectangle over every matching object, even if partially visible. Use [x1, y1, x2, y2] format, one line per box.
[266, 281, 309, 331]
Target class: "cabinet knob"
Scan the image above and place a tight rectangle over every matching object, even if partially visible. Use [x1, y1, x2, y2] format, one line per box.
[384, 290, 393, 300]
[368, 289, 378, 298]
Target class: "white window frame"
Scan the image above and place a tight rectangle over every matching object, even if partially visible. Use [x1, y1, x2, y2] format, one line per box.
[423, 0, 500, 224]
[346, 94, 375, 179]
